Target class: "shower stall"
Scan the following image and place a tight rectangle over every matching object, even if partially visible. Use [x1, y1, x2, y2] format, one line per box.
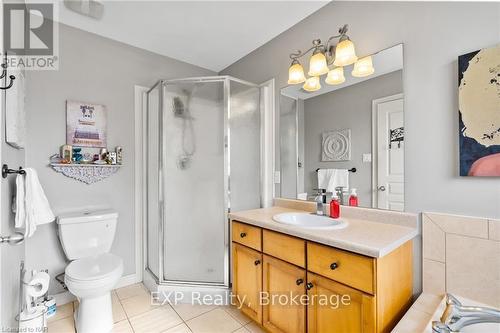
[145, 76, 262, 293]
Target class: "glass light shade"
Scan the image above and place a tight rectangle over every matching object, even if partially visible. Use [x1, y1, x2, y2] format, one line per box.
[303, 76, 321, 92]
[287, 62, 306, 84]
[308, 52, 329, 76]
[352, 56, 375, 77]
[333, 39, 358, 66]
[325, 67, 345, 85]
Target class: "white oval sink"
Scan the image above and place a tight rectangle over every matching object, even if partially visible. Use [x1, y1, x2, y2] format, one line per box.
[272, 212, 348, 230]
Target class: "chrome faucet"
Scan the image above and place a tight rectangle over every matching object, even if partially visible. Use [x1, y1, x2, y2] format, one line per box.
[335, 186, 345, 205]
[313, 188, 327, 215]
[432, 294, 500, 332]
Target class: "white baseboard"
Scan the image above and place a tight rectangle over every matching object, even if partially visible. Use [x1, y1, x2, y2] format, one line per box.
[53, 273, 142, 306]
[115, 273, 142, 289]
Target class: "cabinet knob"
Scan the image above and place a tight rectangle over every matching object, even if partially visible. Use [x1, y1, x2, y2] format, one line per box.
[296, 278, 304, 286]
[240, 232, 247, 238]
[306, 282, 314, 290]
[254, 260, 261, 266]
[330, 262, 339, 270]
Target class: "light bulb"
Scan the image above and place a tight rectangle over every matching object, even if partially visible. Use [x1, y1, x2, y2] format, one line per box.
[308, 52, 329, 77]
[325, 67, 345, 85]
[352, 56, 375, 77]
[333, 39, 358, 67]
[303, 76, 321, 92]
[287, 61, 306, 84]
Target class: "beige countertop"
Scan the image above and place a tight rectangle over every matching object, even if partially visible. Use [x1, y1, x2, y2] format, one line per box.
[229, 206, 418, 258]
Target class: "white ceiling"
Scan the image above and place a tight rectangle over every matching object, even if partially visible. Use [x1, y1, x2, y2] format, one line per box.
[52, 1, 329, 72]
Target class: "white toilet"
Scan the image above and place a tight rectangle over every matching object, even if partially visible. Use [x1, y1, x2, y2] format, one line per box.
[57, 209, 123, 333]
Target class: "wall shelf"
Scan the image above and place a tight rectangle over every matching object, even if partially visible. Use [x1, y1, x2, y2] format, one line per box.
[50, 163, 122, 184]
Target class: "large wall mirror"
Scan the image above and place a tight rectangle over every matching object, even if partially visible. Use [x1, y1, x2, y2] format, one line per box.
[279, 44, 405, 211]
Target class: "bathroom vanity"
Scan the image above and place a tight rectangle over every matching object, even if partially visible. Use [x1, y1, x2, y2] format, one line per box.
[229, 203, 417, 333]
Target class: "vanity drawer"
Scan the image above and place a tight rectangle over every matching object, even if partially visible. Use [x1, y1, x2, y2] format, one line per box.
[232, 221, 262, 251]
[263, 230, 305, 268]
[307, 242, 375, 294]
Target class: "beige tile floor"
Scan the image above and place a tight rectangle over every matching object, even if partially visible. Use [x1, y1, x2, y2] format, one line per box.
[48, 283, 265, 333]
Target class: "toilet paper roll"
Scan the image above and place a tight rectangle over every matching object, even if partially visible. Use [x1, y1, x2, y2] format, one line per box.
[26, 272, 49, 298]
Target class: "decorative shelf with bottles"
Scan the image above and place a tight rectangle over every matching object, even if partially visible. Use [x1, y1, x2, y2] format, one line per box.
[50, 163, 122, 184]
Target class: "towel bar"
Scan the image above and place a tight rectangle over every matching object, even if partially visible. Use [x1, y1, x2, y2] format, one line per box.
[2, 164, 26, 178]
[315, 167, 356, 173]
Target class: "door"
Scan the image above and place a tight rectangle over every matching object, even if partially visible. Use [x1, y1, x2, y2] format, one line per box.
[262, 255, 306, 333]
[307, 272, 376, 333]
[373, 95, 404, 211]
[232, 243, 263, 323]
[0, 2, 26, 328]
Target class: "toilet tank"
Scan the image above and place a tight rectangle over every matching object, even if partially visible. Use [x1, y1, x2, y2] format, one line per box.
[57, 209, 118, 260]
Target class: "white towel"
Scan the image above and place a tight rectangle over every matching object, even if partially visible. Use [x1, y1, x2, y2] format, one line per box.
[15, 168, 55, 237]
[297, 192, 308, 200]
[317, 168, 349, 193]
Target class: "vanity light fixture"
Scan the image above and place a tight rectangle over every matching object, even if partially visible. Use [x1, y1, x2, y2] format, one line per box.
[287, 24, 374, 91]
[352, 55, 375, 77]
[325, 67, 345, 85]
[287, 59, 306, 84]
[308, 41, 329, 76]
[303, 76, 321, 92]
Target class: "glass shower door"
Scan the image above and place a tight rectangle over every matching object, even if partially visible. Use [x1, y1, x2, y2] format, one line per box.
[161, 80, 227, 285]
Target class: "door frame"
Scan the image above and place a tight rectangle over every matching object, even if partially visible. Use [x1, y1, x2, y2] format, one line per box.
[371, 93, 404, 208]
[132, 85, 148, 285]
[260, 78, 275, 207]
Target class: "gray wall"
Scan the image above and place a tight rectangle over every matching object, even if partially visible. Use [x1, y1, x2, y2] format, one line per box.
[1, 75, 26, 329]
[303, 70, 403, 206]
[221, 1, 500, 220]
[1, 5, 26, 326]
[25, 23, 214, 294]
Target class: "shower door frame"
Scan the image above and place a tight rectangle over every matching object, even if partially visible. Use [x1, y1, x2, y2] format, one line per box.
[145, 75, 260, 288]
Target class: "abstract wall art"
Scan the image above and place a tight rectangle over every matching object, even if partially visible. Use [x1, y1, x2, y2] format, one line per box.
[322, 129, 351, 161]
[458, 44, 500, 176]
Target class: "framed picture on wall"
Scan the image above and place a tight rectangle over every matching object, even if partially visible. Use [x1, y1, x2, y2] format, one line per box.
[458, 44, 500, 176]
[66, 100, 107, 148]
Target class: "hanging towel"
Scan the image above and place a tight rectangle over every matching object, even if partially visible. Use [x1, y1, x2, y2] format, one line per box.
[317, 168, 349, 193]
[15, 174, 26, 229]
[15, 168, 55, 237]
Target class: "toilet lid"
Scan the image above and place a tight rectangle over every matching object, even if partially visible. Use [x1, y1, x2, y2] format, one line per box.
[66, 253, 123, 281]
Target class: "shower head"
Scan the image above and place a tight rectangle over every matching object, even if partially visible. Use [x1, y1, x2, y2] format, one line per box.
[172, 96, 185, 117]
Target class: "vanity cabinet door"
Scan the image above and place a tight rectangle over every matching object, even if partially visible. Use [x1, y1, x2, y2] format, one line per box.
[232, 242, 263, 324]
[307, 272, 376, 333]
[262, 255, 306, 333]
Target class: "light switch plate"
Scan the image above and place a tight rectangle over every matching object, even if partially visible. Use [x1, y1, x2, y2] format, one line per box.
[274, 171, 281, 184]
[363, 153, 372, 163]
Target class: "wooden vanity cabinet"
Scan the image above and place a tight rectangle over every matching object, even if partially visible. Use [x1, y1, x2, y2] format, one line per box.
[306, 272, 375, 333]
[262, 255, 306, 333]
[232, 242, 263, 323]
[231, 220, 413, 333]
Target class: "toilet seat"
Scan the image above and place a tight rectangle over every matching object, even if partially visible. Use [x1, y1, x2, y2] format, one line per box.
[66, 253, 123, 282]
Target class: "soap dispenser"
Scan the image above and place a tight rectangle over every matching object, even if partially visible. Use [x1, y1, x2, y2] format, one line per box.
[330, 193, 340, 219]
[349, 188, 359, 207]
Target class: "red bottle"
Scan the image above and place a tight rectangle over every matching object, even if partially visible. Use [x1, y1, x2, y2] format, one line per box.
[330, 195, 340, 219]
[349, 188, 359, 207]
